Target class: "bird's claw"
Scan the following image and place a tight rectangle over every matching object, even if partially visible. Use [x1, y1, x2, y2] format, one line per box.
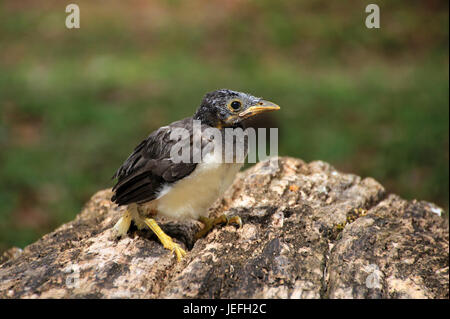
[160, 233, 186, 261]
[195, 214, 243, 239]
[226, 215, 243, 229]
[172, 242, 187, 261]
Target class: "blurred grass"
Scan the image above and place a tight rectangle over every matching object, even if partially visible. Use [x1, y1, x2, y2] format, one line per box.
[0, 0, 448, 252]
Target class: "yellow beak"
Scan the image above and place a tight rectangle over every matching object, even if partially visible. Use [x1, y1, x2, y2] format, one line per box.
[238, 100, 281, 119]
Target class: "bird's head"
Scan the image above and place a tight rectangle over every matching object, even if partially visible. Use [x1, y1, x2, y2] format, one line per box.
[194, 89, 280, 128]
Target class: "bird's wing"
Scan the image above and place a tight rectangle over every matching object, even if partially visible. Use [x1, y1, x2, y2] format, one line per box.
[111, 117, 202, 206]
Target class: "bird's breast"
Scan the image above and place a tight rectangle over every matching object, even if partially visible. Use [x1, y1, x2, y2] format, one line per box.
[154, 154, 242, 220]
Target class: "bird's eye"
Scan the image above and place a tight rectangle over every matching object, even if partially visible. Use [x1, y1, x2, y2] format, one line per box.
[230, 100, 242, 111]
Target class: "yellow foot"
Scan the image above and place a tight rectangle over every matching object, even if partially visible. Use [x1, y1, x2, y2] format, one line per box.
[144, 218, 186, 261]
[195, 214, 243, 239]
[113, 210, 132, 237]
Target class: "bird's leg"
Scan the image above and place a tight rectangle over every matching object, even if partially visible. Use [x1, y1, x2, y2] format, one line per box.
[143, 218, 186, 261]
[114, 210, 132, 237]
[195, 214, 243, 239]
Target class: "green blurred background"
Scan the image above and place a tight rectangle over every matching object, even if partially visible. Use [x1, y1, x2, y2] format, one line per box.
[0, 0, 448, 253]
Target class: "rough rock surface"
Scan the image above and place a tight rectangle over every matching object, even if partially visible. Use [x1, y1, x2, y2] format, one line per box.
[0, 157, 448, 298]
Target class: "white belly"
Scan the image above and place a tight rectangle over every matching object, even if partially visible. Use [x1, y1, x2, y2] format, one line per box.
[154, 159, 242, 220]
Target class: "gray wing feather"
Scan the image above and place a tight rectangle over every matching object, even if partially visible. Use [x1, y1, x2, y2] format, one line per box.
[111, 117, 200, 206]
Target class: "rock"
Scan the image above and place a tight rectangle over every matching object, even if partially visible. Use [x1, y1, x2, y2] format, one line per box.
[0, 157, 447, 298]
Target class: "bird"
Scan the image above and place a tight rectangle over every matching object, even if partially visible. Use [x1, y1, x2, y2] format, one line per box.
[111, 89, 280, 261]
